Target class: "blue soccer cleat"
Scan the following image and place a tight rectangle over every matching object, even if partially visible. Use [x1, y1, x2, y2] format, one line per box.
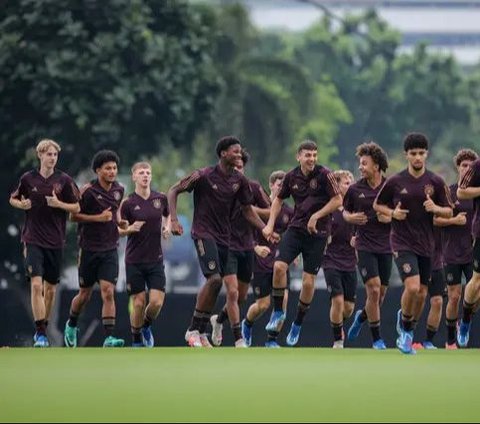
[141, 326, 154, 348]
[372, 339, 387, 350]
[347, 310, 365, 341]
[396, 309, 403, 336]
[33, 333, 49, 348]
[241, 319, 252, 347]
[286, 323, 302, 346]
[396, 330, 416, 355]
[422, 341, 437, 350]
[457, 320, 471, 348]
[265, 340, 281, 348]
[265, 311, 286, 333]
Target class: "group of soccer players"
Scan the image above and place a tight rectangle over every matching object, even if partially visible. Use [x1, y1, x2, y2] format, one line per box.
[9, 133, 480, 354]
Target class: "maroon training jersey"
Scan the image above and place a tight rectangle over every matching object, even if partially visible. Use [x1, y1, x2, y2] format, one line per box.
[278, 165, 340, 238]
[432, 226, 444, 271]
[375, 169, 452, 257]
[323, 209, 357, 272]
[11, 169, 79, 249]
[254, 204, 294, 273]
[178, 165, 254, 247]
[459, 159, 480, 239]
[443, 184, 474, 265]
[77, 180, 124, 252]
[343, 177, 391, 254]
[120, 191, 169, 264]
[229, 180, 271, 252]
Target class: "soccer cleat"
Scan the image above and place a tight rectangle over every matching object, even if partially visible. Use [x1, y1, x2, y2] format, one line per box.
[445, 342, 458, 350]
[265, 340, 280, 348]
[412, 342, 424, 350]
[141, 326, 154, 348]
[103, 336, 125, 348]
[347, 310, 365, 341]
[457, 320, 471, 348]
[372, 339, 387, 350]
[185, 329, 202, 347]
[235, 338, 248, 348]
[286, 323, 302, 346]
[396, 309, 403, 336]
[241, 319, 252, 347]
[33, 333, 49, 348]
[210, 315, 223, 346]
[422, 341, 437, 350]
[132, 342, 144, 348]
[332, 340, 344, 349]
[199, 333, 213, 348]
[64, 322, 78, 348]
[265, 311, 286, 333]
[396, 330, 416, 355]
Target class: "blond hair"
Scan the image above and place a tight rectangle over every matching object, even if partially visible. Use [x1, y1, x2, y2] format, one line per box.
[36, 139, 61, 154]
[333, 169, 354, 183]
[131, 161, 151, 174]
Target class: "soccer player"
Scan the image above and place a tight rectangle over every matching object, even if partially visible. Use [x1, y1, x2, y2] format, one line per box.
[456, 152, 480, 347]
[10, 139, 80, 347]
[119, 162, 170, 347]
[344, 142, 391, 349]
[263, 140, 342, 346]
[374, 133, 452, 354]
[167, 136, 277, 348]
[322, 170, 357, 349]
[64, 150, 126, 348]
[435, 149, 477, 348]
[210, 149, 271, 346]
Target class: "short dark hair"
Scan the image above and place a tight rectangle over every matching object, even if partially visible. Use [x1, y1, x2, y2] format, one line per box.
[403, 132, 429, 152]
[356, 141, 389, 172]
[92, 150, 120, 172]
[269, 170, 286, 185]
[215, 136, 241, 158]
[241, 148, 250, 166]
[297, 140, 317, 154]
[454, 148, 478, 167]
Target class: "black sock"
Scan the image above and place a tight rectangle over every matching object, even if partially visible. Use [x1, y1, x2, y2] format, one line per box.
[199, 316, 210, 334]
[359, 309, 368, 323]
[245, 318, 253, 328]
[217, 308, 229, 324]
[102, 316, 115, 337]
[45, 320, 49, 328]
[369, 320, 381, 342]
[294, 300, 310, 326]
[463, 301, 475, 324]
[131, 326, 142, 344]
[446, 318, 457, 345]
[411, 319, 418, 331]
[272, 288, 285, 312]
[189, 309, 209, 332]
[35, 319, 46, 336]
[402, 314, 413, 332]
[68, 310, 79, 327]
[267, 330, 279, 342]
[143, 315, 153, 329]
[232, 323, 242, 341]
[331, 321, 343, 341]
[426, 326, 437, 343]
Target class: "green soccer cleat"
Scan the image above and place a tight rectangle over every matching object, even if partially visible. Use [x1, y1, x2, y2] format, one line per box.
[103, 336, 125, 348]
[64, 322, 78, 348]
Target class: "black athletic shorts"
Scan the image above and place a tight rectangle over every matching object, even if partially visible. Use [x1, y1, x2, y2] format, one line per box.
[357, 251, 392, 286]
[324, 268, 358, 303]
[126, 262, 166, 295]
[444, 263, 474, 286]
[78, 249, 118, 288]
[24, 243, 63, 284]
[276, 228, 327, 275]
[474, 238, 480, 273]
[394, 251, 432, 286]
[194, 238, 229, 278]
[429, 268, 446, 297]
[251, 270, 291, 299]
[224, 249, 254, 283]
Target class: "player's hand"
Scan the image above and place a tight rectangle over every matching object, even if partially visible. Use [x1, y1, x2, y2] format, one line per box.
[423, 194, 437, 213]
[456, 212, 467, 226]
[162, 224, 171, 239]
[254, 245, 271, 258]
[350, 236, 357, 248]
[118, 219, 129, 230]
[19, 195, 32, 210]
[348, 212, 368, 225]
[307, 216, 318, 234]
[45, 190, 62, 208]
[171, 219, 184, 236]
[377, 212, 391, 224]
[392, 202, 409, 221]
[98, 207, 113, 222]
[262, 224, 274, 240]
[267, 231, 280, 244]
[129, 221, 145, 233]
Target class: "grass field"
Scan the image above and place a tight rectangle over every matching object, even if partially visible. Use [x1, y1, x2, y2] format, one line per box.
[1, 348, 479, 423]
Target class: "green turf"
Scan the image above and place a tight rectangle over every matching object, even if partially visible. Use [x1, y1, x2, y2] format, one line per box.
[0, 348, 478, 423]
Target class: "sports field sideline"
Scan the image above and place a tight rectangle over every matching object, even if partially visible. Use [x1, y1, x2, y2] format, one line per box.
[1, 348, 478, 422]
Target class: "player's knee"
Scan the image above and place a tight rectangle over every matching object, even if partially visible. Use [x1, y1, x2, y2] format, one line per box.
[132, 294, 146, 309]
[207, 274, 222, 292]
[449, 290, 461, 305]
[44, 284, 56, 298]
[101, 287, 115, 303]
[273, 261, 288, 275]
[149, 296, 164, 310]
[344, 302, 355, 318]
[302, 274, 315, 290]
[367, 285, 381, 301]
[430, 296, 443, 309]
[31, 280, 43, 295]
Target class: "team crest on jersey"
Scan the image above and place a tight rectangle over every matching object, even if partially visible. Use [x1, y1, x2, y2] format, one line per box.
[424, 184, 435, 197]
[27, 265, 33, 275]
[292, 184, 299, 190]
[403, 263, 412, 274]
[255, 287, 261, 296]
[361, 268, 368, 277]
[208, 261, 216, 270]
[232, 183, 240, 192]
[447, 273, 454, 283]
[153, 199, 162, 209]
[309, 179, 318, 190]
[113, 191, 122, 201]
[275, 250, 280, 258]
[282, 214, 289, 224]
[52, 183, 62, 194]
[474, 260, 479, 270]
[359, 193, 366, 198]
[126, 283, 131, 293]
[211, 184, 218, 190]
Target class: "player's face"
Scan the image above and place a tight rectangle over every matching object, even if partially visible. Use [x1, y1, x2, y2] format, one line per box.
[222, 144, 242, 168]
[269, 178, 284, 198]
[234, 159, 245, 175]
[405, 148, 428, 172]
[338, 176, 353, 197]
[458, 160, 474, 180]
[133, 167, 152, 188]
[39, 146, 58, 170]
[97, 161, 118, 184]
[297, 149, 317, 172]
[358, 155, 378, 179]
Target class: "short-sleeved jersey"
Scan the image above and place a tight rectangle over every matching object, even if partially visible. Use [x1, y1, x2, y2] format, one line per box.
[343, 177, 391, 254]
[11, 169, 79, 249]
[278, 165, 340, 238]
[375, 169, 452, 256]
[120, 191, 169, 264]
[77, 180, 124, 252]
[459, 159, 480, 239]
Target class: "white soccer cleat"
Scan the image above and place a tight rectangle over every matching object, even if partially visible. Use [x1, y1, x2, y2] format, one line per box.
[210, 314, 223, 346]
[185, 329, 203, 347]
[333, 340, 344, 349]
[199, 333, 213, 348]
[235, 338, 248, 348]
